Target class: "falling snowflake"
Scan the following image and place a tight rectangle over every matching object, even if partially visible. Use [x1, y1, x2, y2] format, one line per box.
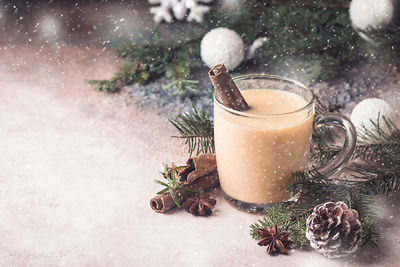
[148, 0, 214, 24]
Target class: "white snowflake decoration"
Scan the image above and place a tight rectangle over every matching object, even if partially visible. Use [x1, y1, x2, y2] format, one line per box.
[149, 0, 213, 23]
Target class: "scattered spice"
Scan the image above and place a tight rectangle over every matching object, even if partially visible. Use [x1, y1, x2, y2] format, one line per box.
[150, 154, 219, 213]
[257, 225, 293, 255]
[183, 194, 217, 216]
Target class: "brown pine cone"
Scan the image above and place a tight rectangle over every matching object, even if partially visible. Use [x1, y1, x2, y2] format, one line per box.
[183, 194, 216, 216]
[306, 201, 362, 258]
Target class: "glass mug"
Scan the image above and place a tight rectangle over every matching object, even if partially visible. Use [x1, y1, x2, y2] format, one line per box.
[214, 74, 356, 213]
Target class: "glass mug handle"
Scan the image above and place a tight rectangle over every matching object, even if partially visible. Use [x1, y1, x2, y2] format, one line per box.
[313, 112, 357, 177]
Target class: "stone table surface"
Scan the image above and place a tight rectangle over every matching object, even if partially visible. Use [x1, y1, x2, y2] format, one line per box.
[1, 1, 400, 266]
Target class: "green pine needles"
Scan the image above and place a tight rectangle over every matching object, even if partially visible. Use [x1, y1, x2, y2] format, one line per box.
[249, 205, 309, 249]
[169, 106, 214, 156]
[88, 29, 201, 96]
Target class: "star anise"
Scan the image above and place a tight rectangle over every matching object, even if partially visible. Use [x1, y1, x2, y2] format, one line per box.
[182, 194, 216, 216]
[257, 225, 293, 255]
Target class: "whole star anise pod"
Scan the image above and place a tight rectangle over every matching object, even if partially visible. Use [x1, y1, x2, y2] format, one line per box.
[182, 194, 216, 216]
[257, 225, 293, 255]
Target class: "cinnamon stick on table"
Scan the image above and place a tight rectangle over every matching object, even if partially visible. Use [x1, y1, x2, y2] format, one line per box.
[150, 154, 219, 213]
[208, 63, 249, 111]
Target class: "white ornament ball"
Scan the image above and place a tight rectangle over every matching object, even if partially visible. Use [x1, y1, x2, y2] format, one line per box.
[350, 98, 396, 141]
[349, 0, 394, 31]
[200, 27, 244, 70]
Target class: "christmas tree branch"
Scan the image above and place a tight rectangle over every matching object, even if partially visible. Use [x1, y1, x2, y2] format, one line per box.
[285, 170, 381, 247]
[311, 115, 400, 168]
[169, 106, 214, 156]
[88, 28, 201, 96]
[249, 205, 310, 249]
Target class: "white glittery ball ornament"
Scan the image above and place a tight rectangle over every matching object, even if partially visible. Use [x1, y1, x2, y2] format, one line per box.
[350, 98, 396, 142]
[349, 0, 394, 31]
[200, 27, 244, 70]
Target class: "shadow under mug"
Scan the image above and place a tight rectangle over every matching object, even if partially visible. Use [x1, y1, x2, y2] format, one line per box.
[213, 74, 357, 213]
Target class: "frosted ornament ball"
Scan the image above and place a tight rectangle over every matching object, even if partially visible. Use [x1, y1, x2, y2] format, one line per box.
[350, 98, 396, 142]
[349, 0, 394, 31]
[200, 27, 244, 70]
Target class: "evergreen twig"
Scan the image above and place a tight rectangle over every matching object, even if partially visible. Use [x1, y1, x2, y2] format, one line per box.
[249, 205, 310, 249]
[169, 106, 214, 156]
[311, 115, 400, 167]
[88, 28, 200, 96]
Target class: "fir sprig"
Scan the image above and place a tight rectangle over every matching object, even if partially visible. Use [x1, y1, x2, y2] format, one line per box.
[164, 47, 199, 96]
[88, 29, 200, 96]
[360, 216, 379, 248]
[284, 170, 381, 247]
[249, 205, 309, 249]
[154, 163, 199, 207]
[310, 114, 400, 169]
[169, 106, 214, 156]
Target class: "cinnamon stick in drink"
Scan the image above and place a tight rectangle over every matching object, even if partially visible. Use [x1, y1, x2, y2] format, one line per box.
[208, 63, 249, 111]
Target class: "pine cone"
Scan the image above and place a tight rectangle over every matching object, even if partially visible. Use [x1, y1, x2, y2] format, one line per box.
[306, 201, 362, 258]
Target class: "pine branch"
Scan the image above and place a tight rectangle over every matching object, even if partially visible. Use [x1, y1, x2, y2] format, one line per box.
[310, 115, 400, 168]
[360, 216, 379, 248]
[169, 106, 214, 156]
[88, 29, 201, 96]
[358, 115, 400, 144]
[304, 54, 341, 81]
[350, 164, 400, 196]
[285, 170, 381, 247]
[354, 116, 400, 167]
[87, 79, 119, 93]
[164, 47, 199, 97]
[249, 205, 309, 249]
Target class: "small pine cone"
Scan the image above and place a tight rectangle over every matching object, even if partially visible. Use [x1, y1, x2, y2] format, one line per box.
[306, 201, 362, 258]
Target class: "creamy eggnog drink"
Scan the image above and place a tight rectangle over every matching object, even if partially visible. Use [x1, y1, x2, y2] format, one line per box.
[210, 66, 357, 212]
[214, 88, 314, 205]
